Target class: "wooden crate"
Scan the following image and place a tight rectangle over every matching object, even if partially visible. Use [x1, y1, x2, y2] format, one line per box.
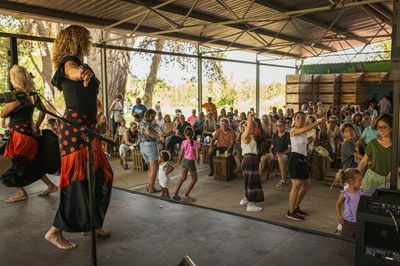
[340, 83, 367, 94]
[213, 155, 234, 181]
[131, 149, 148, 171]
[340, 73, 364, 83]
[286, 74, 313, 84]
[201, 144, 210, 164]
[311, 155, 331, 181]
[318, 94, 340, 104]
[318, 83, 340, 93]
[364, 72, 389, 83]
[319, 74, 341, 83]
[286, 83, 313, 94]
[286, 93, 313, 103]
[324, 170, 342, 188]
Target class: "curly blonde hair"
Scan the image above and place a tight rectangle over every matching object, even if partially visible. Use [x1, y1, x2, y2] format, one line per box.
[9, 65, 36, 93]
[52, 25, 91, 68]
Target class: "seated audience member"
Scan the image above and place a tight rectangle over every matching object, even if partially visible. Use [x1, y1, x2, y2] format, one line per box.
[358, 115, 378, 149]
[253, 118, 264, 153]
[305, 116, 317, 154]
[162, 114, 174, 139]
[193, 111, 205, 137]
[133, 113, 142, 124]
[218, 108, 227, 121]
[341, 123, 363, 169]
[119, 122, 139, 169]
[155, 112, 164, 128]
[227, 114, 236, 130]
[167, 114, 190, 157]
[316, 102, 325, 118]
[232, 121, 245, 175]
[316, 120, 333, 157]
[233, 109, 240, 122]
[208, 118, 236, 176]
[187, 109, 198, 126]
[259, 120, 291, 187]
[284, 117, 292, 133]
[239, 112, 247, 122]
[278, 109, 284, 120]
[202, 111, 216, 143]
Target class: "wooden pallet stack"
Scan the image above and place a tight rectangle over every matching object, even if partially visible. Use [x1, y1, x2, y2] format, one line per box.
[285, 74, 314, 111]
[340, 73, 369, 107]
[364, 72, 389, 84]
[317, 74, 341, 109]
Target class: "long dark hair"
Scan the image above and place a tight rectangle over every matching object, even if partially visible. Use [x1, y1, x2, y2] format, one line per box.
[184, 127, 195, 146]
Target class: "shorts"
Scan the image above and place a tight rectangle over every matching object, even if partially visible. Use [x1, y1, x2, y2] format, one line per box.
[182, 158, 196, 172]
[288, 152, 310, 180]
[140, 142, 158, 163]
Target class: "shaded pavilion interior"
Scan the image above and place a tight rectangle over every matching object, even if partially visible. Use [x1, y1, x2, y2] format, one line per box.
[0, 0, 399, 265]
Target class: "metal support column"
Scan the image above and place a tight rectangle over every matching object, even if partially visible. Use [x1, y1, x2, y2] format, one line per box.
[256, 56, 260, 115]
[198, 52, 203, 114]
[8, 37, 18, 91]
[390, 0, 400, 190]
[100, 31, 109, 119]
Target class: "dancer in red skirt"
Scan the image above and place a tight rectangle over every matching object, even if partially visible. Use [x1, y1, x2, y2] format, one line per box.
[45, 25, 113, 250]
[1, 65, 58, 202]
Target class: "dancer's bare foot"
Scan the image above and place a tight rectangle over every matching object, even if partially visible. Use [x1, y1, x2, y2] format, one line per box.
[39, 184, 58, 197]
[82, 229, 111, 237]
[4, 193, 28, 203]
[45, 226, 77, 250]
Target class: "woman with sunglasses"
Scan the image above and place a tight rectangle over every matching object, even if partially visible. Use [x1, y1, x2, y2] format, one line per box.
[357, 114, 393, 190]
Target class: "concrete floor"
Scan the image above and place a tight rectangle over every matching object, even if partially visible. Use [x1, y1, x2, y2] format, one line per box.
[0, 175, 354, 266]
[0, 154, 356, 265]
[111, 157, 343, 235]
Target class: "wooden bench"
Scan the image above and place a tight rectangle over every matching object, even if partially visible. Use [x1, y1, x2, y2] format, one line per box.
[311, 155, 331, 180]
[213, 155, 234, 181]
[131, 148, 148, 171]
[201, 144, 210, 164]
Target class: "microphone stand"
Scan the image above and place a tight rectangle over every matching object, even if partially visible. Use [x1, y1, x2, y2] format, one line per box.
[25, 96, 115, 266]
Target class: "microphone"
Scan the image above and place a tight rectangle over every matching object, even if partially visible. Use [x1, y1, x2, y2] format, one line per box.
[0, 91, 37, 103]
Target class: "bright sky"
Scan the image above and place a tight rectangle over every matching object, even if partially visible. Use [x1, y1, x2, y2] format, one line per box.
[130, 50, 296, 85]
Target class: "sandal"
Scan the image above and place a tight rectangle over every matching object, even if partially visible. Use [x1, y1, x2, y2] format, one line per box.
[183, 195, 196, 202]
[147, 187, 161, 193]
[173, 195, 181, 201]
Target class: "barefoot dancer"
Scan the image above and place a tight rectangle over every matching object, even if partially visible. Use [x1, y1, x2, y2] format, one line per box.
[45, 25, 113, 250]
[1, 65, 58, 202]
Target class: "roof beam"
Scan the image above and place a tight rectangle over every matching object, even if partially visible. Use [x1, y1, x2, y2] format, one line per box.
[118, 0, 336, 52]
[364, 3, 392, 25]
[252, 0, 369, 44]
[0, 1, 299, 58]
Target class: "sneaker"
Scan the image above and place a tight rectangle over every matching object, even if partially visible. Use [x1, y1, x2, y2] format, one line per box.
[275, 180, 287, 187]
[294, 207, 308, 217]
[247, 205, 263, 212]
[239, 199, 248, 206]
[286, 211, 305, 221]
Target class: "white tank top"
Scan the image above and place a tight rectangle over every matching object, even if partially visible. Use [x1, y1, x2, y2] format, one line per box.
[290, 129, 308, 156]
[241, 136, 258, 155]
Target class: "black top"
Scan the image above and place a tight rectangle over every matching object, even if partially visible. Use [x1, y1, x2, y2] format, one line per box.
[9, 100, 34, 124]
[272, 132, 291, 153]
[177, 121, 191, 136]
[51, 56, 100, 121]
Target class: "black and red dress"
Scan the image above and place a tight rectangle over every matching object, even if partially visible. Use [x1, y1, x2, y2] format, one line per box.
[51, 56, 113, 232]
[1, 100, 43, 186]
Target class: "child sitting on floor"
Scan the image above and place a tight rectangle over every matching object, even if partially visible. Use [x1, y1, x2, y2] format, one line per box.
[158, 150, 174, 198]
[335, 168, 363, 239]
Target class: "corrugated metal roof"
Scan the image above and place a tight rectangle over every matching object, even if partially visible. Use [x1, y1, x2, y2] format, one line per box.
[0, 0, 393, 59]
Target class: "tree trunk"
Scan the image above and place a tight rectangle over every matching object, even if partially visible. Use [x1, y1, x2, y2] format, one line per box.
[143, 39, 164, 108]
[88, 30, 132, 114]
[35, 21, 56, 112]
